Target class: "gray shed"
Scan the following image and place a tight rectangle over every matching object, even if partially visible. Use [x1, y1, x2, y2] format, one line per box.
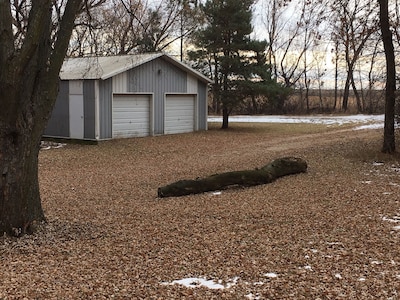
[44, 53, 212, 140]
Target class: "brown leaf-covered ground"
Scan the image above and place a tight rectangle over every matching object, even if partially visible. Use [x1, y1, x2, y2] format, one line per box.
[1, 122, 400, 299]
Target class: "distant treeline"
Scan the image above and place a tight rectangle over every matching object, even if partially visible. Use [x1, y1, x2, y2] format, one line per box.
[209, 89, 388, 115]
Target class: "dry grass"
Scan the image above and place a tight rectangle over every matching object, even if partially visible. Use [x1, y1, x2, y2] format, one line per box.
[207, 121, 354, 135]
[1, 123, 400, 299]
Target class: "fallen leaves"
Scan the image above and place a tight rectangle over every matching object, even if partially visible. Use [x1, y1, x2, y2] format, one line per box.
[1, 124, 400, 298]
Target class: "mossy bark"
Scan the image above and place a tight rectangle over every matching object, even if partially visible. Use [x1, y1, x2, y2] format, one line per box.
[158, 157, 307, 198]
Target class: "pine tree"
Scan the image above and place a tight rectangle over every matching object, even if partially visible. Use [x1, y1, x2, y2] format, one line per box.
[189, 0, 289, 128]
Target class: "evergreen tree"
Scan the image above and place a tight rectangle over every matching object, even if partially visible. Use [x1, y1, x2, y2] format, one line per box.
[189, 0, 289, 128]
[235, 40, 291, 114]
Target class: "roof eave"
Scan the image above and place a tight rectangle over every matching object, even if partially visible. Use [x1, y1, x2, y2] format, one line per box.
[100, 53, 165, 80]
[161, 54, 213, 84]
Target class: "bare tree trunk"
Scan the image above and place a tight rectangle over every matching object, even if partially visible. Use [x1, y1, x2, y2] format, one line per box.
[379, 0, 396, 153]
[158, 157, 307, 198]
[0, 130, 45, 236]
[350, 74, 362, 113]
[222, 107, 229, 129]
[0, 0, 81, 235]
[342, 74, 351, 111]
[333, 40, 339, 111]
[305, 79, 310, 113]
[251, 95, 258, 114]
[318, 81, 323, 110]
[0, 65, 61, 235]
[367, 40, 380, 113]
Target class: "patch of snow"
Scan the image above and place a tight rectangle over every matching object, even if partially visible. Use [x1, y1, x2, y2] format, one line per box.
[53, 143, 66, 149]
[208, 114, 384, 127]
[212, 191, 222, 195]
[40, 141, 66, 150]
[393, 225, 400, 230]
[353, 123, 383, 130]
[358, 277, 366, 282]
[326, 241, 344, 246]
[226, 276, 240, 288]
[161, 277, 225, 289]
[161, 276, 239, 290]
[383, 216, 400, 223]
[372, 162, 384, 166]
[264, 272, 278, 278]
[245, 293, 262, 300]
[334, 273, 342, 279]
[361, 180, 372, 184]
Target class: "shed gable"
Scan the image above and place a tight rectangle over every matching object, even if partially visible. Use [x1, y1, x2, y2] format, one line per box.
[127, 57, 186, 93]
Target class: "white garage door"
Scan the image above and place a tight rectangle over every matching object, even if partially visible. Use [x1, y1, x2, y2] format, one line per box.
[113, 94, 151, 138]
[165, 95, 195, 134]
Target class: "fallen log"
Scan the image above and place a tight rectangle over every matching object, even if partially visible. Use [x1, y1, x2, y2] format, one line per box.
[158, 157, 307, 198]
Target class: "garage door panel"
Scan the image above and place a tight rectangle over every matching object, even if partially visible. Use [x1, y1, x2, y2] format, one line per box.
[113, 120, 148, 128]
[165, 95, 195, 134]
[114, 110, 149, 118]
[113, 94, 151, 138]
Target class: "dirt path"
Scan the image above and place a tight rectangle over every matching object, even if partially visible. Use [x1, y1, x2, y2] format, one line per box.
[255, 127, 382, 152]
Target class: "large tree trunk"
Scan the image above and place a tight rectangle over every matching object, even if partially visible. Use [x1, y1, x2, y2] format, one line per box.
[0, 130, 45, 236]
[0, 67, 59, 235]
[350, 75, 362, 113]
[379, 0, 396, 153]
[342, 70, 351, 111]
[0, 0, 81, 235]
[158, 157, 307, 198]
[221, 107, 229, 129]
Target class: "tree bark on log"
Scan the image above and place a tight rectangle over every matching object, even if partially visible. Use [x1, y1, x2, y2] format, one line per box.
[158, 157, 307, 198]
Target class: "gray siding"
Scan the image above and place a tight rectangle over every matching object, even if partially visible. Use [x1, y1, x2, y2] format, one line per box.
[197, 80, 208, 130]
[99, 78, 113, 139]
[44, 81, 69, 137]
[128, 57, 187, 134]
[83, 80, 96, 139]
[46, 55, 209, 140]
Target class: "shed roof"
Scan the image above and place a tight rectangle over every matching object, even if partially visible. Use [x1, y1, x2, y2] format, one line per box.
[60, 53, 212, 83]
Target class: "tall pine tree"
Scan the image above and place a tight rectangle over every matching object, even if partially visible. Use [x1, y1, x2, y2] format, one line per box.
[189, 0, 288, 128]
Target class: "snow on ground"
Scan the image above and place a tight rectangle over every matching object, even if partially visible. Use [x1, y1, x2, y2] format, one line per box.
[161, 273, 280, 291]
[40, 141, 67, 150]
[161, 277, 225, 289]
[367, 160, 400, 231]
[208, 114, 385, 130]
[161, 274, 284, 295]
[161, 276, 240, 289]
